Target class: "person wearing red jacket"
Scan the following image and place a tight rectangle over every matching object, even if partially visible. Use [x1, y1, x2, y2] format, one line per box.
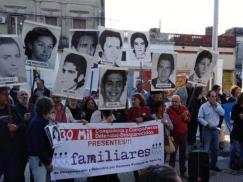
[127, 93, 152, 123]
[166, 95, 191, 178]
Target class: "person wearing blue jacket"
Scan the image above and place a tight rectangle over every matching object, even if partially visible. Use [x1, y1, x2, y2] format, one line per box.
[28, 96, 54, 182]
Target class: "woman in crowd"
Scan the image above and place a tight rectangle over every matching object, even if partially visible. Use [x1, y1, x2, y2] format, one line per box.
[227, 85, 241, 103]
[83, 97, 98, 122]
[28, 97, 54, 182]
[152, 101, 173, 160]
[230, 92, 243, 170]
[88, 110, 120, 182]
[127, 93, 152, 123]
[51, 95, 74, 123]
[67, 98, 81, 120]
[126, 93, 152, 181]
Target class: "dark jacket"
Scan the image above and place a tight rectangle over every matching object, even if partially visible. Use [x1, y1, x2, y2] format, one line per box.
[28, 115, 53, 165]
[30, 87, 51, 105]
[231, 104, 243, 142]
[0, 106, 25, 153]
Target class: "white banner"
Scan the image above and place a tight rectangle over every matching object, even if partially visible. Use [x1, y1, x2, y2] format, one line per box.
[51, 120, 164, 180]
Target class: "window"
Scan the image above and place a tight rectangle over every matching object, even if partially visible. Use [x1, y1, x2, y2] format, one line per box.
[45, 16, 57, 26]
[73, 19, 86, 29]
[8, 16, 24, 35]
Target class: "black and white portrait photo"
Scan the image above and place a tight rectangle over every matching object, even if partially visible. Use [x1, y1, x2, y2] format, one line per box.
[22, 20, 61, 69]
[127, 31, 151, 67]
[188, 48, 216, 86]
[99, 67, 128, 110]
[51, 125, 61, 147]
[98, 27, 124, 66]
[70, 29, 98, 57]
[0, 35, 27, 86]
[53, 49, 95, 99]
[151, 53, 176, 91]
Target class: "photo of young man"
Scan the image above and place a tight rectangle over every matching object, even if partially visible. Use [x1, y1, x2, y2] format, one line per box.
[99, 67, 128, 110]
[98, 28, 123, 66]
[0, 36, 27, 86]
[70, 30, 98, 56]
[151, 53, 176, 91]
[53, 50, 94, 99]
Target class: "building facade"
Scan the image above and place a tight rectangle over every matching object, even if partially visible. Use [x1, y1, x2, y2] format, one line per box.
[0, 0, 105, 48]
[0, 0, 104, 90]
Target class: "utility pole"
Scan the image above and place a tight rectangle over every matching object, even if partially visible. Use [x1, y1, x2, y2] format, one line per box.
[212, 0, 223, 87]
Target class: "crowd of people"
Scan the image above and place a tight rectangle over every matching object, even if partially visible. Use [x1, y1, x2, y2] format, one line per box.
[0, 77, 243, 182]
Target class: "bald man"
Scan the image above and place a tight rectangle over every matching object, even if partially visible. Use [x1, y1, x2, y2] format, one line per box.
[166, 95, 191, 178]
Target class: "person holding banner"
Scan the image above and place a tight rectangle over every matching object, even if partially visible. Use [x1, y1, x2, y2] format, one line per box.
[24, 27, 57, 63]
[127, 93, 152, 123]
[71, 31, 98, 56]
[0, 87, 27, 182]
[0, 37, 26, 83]
[98, 29, 123, 66]
[28, 97, 54, 182]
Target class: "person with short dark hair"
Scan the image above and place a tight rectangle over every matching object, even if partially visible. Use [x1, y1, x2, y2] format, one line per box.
[0, 37, 26, 83]
[29, 78, 51, 106]
[175, 79, 194, 108]
[152, 53, 175, 89]
[139, 165, 182, 182]
[101, 69, 127, 106]
[24, 27, 57, 63]
[28, 96, 54, 182]
[130, 32, 149, 60]
[60, 53, 87, 91]
[71, 31, 98, 56]
[98, 30, 123, 66]
[198, 90, 225, 172]
[188, 50, 212, 83]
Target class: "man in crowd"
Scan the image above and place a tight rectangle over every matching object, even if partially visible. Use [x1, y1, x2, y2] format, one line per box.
[29, 78, 51, 105]
[167, 95, 190, 178]
[198, 90, 225, 172]
[15, 90, 31, 182]
[175, 79, 194, 108]
[131, 80, 150, 104]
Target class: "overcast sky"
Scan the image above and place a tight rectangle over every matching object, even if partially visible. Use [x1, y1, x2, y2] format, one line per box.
[105, 0, 243, 35]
